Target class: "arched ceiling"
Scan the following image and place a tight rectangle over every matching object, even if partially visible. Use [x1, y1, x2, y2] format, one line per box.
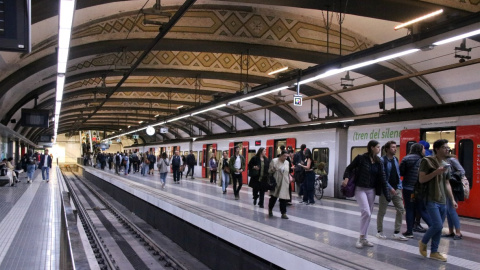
[0, 0, 479, 144]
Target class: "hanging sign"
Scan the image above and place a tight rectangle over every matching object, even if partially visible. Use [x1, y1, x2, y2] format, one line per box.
[293, 95, 302, 106]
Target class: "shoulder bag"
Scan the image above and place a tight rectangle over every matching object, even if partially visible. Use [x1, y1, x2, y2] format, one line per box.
[341, 170, 356, 197]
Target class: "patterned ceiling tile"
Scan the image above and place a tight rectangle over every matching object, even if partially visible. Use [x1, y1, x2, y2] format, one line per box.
[271, 19, 289, 40]
[156, 51, 176, 65]
[224, 13, 243, 35]
[177, 51, 196, 65]
[217, 54, 238, 69]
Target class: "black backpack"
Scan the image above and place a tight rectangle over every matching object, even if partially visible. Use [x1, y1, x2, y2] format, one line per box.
[115, 155, 121, 164]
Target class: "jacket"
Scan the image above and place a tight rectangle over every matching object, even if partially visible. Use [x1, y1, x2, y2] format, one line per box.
[209, 158, 218, 170]
[157, 158, 169, 173]
[381, 155, 402, 190]
[248, 155, 270, 185]
[228, 154, 245, 174]
[419, 156, 449, 203]
[171, 155, 182, 168]
[344, 153, 391, 201]
[218, 157, 229, 183]
[186, 154, 196, 166]
[269, 158, 291, 199]
[399, 153, 422, 191]
[39, 154, 52, 168]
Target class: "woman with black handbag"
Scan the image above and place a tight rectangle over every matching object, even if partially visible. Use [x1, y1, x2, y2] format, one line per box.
[268, 150, 292, 219]
[248, 148, 270, 208]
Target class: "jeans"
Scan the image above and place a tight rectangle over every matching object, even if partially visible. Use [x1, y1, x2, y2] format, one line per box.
[27, 164, 35, 180]
[124, 162, 129, 175]
[172, 167, 180, 182]
[415, 197, 432, 227]
[41, 166, 50, 180]
[422, 202, 446, 253]
[377, 189, 405, 233]
[222, 171, 230, 192]
[446, 198, 460, 231]
[141, 164, 147, 176]
[186, 165, 194, 178]
[160, 172, 167, 185]
[355, 186, 376, 236]
[268, 196, 287, 214]
[232, 173, 243, 196]
[403, 189, 415, 233]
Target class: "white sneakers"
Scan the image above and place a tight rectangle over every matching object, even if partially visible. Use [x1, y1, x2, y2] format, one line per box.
[392, 233, 409, 241]
[376, 232, 387, 239]
[356, 238, 374, 248]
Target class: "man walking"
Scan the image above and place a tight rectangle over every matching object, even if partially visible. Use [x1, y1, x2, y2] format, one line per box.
[377, 141, 408, 241]
[228, 146, 245, 200]
[171, 151, 182, 184]
[186, 150, 196, 179]
[39, 149, 52, 182]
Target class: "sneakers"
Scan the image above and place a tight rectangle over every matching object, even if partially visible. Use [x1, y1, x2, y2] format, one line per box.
[393, 233, 409, 241]
[413, 223, 427, 233]
[453, 234, 463, 240]
[268, 209, 273, 217]
[430, 252, 447, 262]
[356, 238, 374, 249]
[281, 214, 289, 219]
[235, 195, 239, 200]
[418, 240, 427, 257]
[402, 232, 414, 238]
[442, 232, 455, 238]
[376, 232, 387, 239]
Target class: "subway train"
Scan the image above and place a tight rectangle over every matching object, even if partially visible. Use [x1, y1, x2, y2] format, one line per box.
[125, 115, 480, 219]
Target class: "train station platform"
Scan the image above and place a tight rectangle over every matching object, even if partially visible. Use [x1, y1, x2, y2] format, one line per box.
[79, 165, 480, 270]
[0, 167, 61, 270]
[1, 164, 480, 270]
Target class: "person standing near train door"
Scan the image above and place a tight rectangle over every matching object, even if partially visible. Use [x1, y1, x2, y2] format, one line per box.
[229, 146, 245, 200]
[418, 139, 457, 262]
[293, 144, 306, 198]
[376, 141, 408, 241]
[171, 151, 182, 184]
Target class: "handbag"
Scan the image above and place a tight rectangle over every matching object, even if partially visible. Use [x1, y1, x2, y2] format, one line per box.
[341, 170, 356, 197]
[266, 174, 277, 191]
[462, 176, 470, 200]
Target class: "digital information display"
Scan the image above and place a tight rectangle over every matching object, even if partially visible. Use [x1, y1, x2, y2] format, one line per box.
[0, 1, 5, 37]
[0, 0, 30, 53]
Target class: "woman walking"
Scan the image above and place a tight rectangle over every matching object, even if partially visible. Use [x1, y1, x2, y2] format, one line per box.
[343, 140, 391, 248]
[268, 150, 292, 219]
[219, 151, 230, 194]
[248, 148, 270, 208]
[157, 152, 169, 189]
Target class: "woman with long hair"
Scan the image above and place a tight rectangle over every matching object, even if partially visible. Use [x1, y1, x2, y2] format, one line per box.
[299, 148, 315, 205]
[219, 151, 230, 194]
[248, 147, 270, 208]
[343, 140, 391, 248]
[157, 152, 169, 189]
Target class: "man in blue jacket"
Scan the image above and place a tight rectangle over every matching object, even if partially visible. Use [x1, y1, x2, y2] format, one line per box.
[377, 141, 408, 241]
[39, 149, 53, 182]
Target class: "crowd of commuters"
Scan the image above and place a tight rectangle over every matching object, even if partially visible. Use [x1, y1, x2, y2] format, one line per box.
[84, 138, 465, 263]
[0, 149, 53, 186]
[342, 139, 464, 262]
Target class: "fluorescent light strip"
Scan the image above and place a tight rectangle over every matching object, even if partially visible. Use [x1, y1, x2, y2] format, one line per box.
[177, 105, 184, 109]
[166, 115, 190, 123]
[56, 74, 65, 101]
[191, 104, 226, 116]
[268, 66, 288, 75]
[394, 9, 443, 30]
[433, 28, 480, 46]
[228, 86, 289, 105]
[55, 101, 62, 113]
[298, 48, 419, 85]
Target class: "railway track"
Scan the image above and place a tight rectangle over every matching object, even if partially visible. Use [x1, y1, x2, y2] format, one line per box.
[61, 168, 186, 270]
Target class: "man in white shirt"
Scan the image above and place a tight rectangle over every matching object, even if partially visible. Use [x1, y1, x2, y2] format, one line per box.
[228, 146, 245, 200]
[39, 149, 52, 182]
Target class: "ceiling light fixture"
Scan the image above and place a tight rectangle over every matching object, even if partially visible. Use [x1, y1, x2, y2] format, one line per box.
[394, 9, 443, 30]
[268, 66, 289, 75]
[191, 104, 226, 116]
[433, 28, 480, 46]
[298, 48, 420, 85]
[228, 86, 289, 105]
[166, 114, 190, 123]
[139, 120, 144, 123]
[177, 105, 184, 109]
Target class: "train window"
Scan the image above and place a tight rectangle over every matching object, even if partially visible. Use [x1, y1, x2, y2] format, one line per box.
[458, 139, 474, 189]
[351, 147, 367, 161]
[199, 151, 203, 165]
[192, 151, 199, 165]
[424, 130, 456, 154]
[247, 150, 256, 163]
[312, 148, 329, 173]
[268, 147, 273, 159]
[406, 141, 416, 156]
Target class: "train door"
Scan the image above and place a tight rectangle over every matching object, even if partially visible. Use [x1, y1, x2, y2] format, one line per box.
[202, 144, 217, 178]
[266, 138, 296, 158]
[456, 126, 480, 218]
[400, 129, 420, 161]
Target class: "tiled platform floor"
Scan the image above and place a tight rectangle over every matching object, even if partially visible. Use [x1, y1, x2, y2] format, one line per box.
[0, 167, 60, 270]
